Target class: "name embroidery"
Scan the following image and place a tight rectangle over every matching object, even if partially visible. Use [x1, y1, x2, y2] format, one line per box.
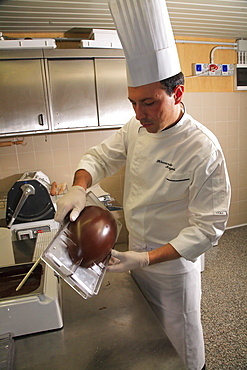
[156, 159, 175, 172]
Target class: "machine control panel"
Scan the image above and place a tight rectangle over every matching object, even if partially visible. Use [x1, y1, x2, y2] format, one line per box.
[17, 225, 51, 240]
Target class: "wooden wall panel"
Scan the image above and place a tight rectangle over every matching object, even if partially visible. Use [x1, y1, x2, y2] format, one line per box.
[175, 36, 237, 92]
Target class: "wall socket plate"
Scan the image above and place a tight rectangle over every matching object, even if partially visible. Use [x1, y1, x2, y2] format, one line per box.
[192, 63, 234, 76]
[221, 63, 234, 76]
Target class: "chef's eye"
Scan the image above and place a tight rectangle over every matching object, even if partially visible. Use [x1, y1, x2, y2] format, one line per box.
[143, 101, 155, 106]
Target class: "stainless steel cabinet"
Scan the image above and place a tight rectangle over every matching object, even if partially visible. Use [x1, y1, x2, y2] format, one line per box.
[0, 59, 49, 136]
[0, 49, 132, 137]
[95, 59, 133, 127]
[47, 59, 98, 130]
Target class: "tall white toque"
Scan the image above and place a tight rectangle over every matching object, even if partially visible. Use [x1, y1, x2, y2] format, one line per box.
[108, 0, 181, 87]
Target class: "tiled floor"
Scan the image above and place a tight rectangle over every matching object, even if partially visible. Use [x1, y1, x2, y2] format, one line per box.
[201, 225, 247, 370]
[116, 226, 247, 369]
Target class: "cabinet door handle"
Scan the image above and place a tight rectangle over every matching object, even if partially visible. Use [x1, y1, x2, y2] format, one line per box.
[38, 114, 44, 126]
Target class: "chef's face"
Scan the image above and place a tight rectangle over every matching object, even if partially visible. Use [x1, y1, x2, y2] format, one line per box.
[128, 81, 184, 133]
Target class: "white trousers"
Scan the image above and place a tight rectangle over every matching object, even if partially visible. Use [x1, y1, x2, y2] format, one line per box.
[131, 265, 205, 370]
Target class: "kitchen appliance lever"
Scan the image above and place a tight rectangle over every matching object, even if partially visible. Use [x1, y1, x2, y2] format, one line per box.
[7, 183, 35, 228]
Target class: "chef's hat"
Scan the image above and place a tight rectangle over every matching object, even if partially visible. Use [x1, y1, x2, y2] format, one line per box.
[108, 0, 181, 87]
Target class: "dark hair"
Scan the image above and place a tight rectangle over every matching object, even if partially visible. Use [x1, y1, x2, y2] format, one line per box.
[160, 72, 184, 96]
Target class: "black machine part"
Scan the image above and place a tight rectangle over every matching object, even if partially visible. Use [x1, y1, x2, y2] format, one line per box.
[6, 179, 55, 225]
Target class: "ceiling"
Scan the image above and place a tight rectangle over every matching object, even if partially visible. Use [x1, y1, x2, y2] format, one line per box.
[0, 0, 246, 40]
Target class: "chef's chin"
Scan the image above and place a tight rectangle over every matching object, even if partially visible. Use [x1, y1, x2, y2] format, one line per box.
[143, 125, 160, 134]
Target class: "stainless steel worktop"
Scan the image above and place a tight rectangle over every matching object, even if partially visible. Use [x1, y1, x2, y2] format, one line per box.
[13, 271, 185, 370]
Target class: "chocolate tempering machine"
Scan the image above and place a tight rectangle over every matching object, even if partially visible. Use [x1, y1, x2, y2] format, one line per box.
[0, 171, 121, 339]
[0, 171, 63, 337]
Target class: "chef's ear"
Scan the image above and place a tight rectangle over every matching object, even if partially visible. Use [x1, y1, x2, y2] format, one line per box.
[173, 85, 184, 105]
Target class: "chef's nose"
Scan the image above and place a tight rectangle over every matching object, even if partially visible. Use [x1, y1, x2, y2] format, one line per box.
[134, 103, 147, 121]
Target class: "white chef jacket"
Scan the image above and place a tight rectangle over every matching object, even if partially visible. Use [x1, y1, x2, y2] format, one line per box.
[77, 111, 231, 274]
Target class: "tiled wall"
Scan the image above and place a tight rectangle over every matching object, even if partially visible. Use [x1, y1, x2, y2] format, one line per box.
[183, 91, 247, 228]
[0, 91, 246, 228]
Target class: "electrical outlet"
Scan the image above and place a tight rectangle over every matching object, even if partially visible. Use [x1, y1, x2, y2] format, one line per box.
[208, 64, 222, 76]
[221, 64, 234, 76]
[192, 63, 209, 76]
[192, 63, 234, 76]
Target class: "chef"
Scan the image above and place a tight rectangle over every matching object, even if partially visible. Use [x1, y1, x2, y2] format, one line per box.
[55, 1, 231, 369]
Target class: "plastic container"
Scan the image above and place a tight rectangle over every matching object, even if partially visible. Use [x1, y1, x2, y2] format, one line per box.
[42, 191, 122, 299]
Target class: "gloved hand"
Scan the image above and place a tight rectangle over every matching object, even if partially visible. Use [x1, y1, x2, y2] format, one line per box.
[107, 249, 149, 273]
[54, 185, 86, 224]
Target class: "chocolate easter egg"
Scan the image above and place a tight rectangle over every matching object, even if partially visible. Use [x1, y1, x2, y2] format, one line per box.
[67, 206, 118, 268]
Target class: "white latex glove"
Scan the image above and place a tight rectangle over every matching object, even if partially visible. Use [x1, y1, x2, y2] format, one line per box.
[54, 185, 86, 224]
[107, 249, 149, 273]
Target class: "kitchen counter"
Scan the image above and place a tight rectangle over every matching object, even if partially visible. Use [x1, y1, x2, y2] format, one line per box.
[2, 233, 185, 369]
[13, 271, 185, 370]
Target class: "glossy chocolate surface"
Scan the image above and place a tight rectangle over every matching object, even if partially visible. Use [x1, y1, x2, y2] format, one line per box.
[67, 206, 117, 267]
[0, 263, 43, 298]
